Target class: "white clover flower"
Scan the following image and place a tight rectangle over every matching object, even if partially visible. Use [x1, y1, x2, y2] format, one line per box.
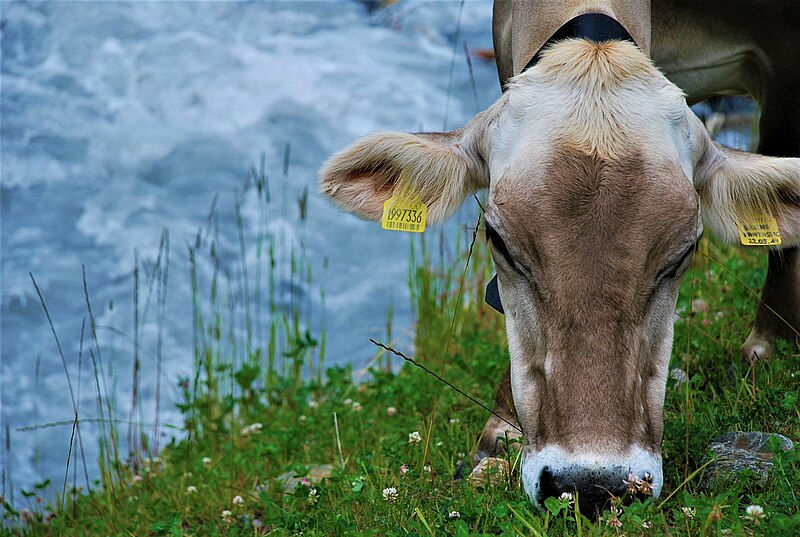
[559, 492, 574, 507]
[744, 504, 765, 522]
[638, 473, 655, 495]
[186, 485, 197, 494]
[240, 423, 263, 435]
[382, 487, 398, 502]
[202, 456, 212, 467]
[642, 521, 652, 529]
[386, 406, 398, 417]
[343, 398, 353, 407]
[351, 402, 362, 412]
[307, 488, 319, 505]
[423, 465, 432, 473]
[308, 399, 319, 409]
[623, 472, 640, 495]
[299, 415, 307, 423]
[408, 431, 422, 444]
[449, 511, 461, 519]
[221, 509, 233, 523]
[233, 495, 244, 506]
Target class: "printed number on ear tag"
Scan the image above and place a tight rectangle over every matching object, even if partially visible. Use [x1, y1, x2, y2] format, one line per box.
[381, 197, 427, 233]
[737, 214, 782, 247]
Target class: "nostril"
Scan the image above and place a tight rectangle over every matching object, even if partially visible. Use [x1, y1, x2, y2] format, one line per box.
[538, 466, 569, 503]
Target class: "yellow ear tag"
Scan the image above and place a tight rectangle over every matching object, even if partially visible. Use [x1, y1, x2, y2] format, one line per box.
[736, 214, 782, 246]
[380, 196, 427, 233]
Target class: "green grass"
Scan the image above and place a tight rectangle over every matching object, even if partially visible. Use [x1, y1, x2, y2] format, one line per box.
[2, 210, 798, 535]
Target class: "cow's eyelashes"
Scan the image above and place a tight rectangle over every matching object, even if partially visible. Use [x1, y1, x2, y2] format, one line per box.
[485, 223, 515, 266]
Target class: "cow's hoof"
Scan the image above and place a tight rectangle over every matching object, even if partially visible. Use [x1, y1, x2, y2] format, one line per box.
[740, 329, 774, 361]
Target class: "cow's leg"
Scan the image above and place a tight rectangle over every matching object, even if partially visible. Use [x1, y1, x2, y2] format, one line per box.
[741, 85, 800, 359]
[476, 365, 522, 461]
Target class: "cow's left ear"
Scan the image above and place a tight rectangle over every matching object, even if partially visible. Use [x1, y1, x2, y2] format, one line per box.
[320, 95, 506, 224]
[690, 114, 800, 246]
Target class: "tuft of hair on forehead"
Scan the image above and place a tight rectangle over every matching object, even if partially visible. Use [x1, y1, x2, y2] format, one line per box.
[532, 39, 659, 87]
[501, 39, 686, 161]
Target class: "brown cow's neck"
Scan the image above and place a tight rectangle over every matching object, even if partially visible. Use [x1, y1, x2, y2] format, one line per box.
[510, 1, 651, 76]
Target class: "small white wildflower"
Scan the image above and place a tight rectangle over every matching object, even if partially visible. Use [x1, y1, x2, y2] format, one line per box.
[241, 423, 263, 435]
[233, 495, 244, 506]
[382, 487, 398, 502]
[202, 456, 212, 467]
[423, 465, 432, 473]
[638, 473, 655, 495]
[307, 488, 319, 505]
[351, 401, 362, 412]
[681, 507, 695, 519]
[642, 521, 652, 529]
[744, 504, 765, 522]
[299, 415, 307, 423]
[623, 471, 640, 495]
[343, 398, 353, 407]
[221, 509, 233, 523]
[186, 485, 197, 494]
[386, 406, 398, 417]
[408, 431, 422, 444]
[449, 511, 461, 519]
[132, 474, 144, 483]
[606, 506, 623, 528]
[308, 399, 319, 409]
[449, 418, 460, 424]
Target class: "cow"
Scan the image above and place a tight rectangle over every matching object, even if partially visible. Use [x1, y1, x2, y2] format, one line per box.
[320, 0, 800, 515]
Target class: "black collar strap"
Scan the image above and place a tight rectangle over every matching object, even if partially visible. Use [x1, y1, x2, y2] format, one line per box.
[487, 14, 635, 316]
[523, 13, 636, 71]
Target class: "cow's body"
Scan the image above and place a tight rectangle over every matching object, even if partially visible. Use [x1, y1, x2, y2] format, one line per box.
[321, 1, 800, 515]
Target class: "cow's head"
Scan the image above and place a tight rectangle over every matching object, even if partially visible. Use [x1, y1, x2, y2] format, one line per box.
[320, 40, 800, 511]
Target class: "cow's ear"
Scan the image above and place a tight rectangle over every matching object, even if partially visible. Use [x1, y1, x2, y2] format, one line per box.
[320, 96, 505, 224]
[691, 115, 800, 246]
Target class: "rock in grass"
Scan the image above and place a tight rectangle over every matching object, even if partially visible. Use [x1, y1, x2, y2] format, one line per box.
[278, 464, 334, 491]
[468, 457, 509, 488]
[703, 431, 794, 487]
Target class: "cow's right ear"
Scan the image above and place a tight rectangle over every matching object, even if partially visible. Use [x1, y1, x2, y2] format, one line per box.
[319, 95, 506, 224]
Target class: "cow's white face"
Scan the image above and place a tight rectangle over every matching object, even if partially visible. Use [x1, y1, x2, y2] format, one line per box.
[320, 40, 800, 513]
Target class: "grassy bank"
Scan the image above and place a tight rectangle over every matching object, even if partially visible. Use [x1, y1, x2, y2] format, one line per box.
[2, 205, 798, 535]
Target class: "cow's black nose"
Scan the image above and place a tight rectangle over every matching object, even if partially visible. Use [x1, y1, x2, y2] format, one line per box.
[538, 466, 637, 518]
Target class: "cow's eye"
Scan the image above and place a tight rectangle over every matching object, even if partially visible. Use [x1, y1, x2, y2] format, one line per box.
[662, 240, 698, 280]
[485, 223, 515, 266]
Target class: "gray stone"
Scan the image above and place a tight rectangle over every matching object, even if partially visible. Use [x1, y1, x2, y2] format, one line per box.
[703, 431, 794, 487]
